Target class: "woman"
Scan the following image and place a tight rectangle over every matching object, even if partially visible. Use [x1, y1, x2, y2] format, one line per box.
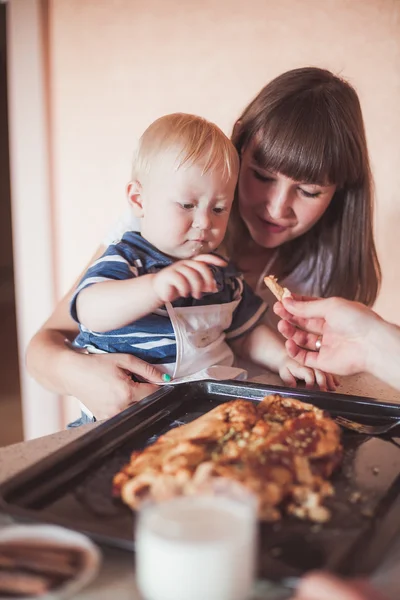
[26, 67, 381, 420]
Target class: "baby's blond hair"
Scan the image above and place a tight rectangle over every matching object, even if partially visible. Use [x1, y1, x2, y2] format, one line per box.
[131, 113, 239, 181]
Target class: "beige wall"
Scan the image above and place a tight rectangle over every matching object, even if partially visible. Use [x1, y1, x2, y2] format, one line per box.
[48, 0, 400, 321]
[8, 0, 400, 435]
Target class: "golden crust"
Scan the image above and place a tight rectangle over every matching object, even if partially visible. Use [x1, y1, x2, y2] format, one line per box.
[113, 394, 342, 523]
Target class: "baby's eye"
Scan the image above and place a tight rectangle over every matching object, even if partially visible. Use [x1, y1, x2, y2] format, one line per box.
[181, 203, 195, 210]
[213, 207, 226, 214]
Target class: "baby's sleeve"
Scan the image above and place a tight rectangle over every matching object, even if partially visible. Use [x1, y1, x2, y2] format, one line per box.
[225, 277, 268, 340]
[70, 240, 140, 323]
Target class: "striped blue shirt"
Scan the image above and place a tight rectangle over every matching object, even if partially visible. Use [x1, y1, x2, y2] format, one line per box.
[71, 233, 267, 364]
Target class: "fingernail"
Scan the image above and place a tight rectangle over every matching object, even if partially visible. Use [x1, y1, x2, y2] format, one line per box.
[162, 374, 172, 382]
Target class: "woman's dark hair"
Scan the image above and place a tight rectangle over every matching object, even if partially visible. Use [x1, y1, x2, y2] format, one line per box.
[230, 67, 381, 306]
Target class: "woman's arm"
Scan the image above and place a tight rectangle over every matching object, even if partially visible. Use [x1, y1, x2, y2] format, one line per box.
[230, 324, 336, 391]
[26, 247, 105, 394]
[26, 246, 164, 419]
[275, 296, 400, 391]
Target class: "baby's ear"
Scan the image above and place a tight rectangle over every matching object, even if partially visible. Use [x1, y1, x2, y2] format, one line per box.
[126, 180, 144, 217]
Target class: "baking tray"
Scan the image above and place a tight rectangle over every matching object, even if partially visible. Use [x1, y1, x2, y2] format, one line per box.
[1, 380, 400, 581]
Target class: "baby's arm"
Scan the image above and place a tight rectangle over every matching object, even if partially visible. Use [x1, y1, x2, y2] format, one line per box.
[230, 323, 287, 372]
[76, 274, 162, 332]
[74, 252, 226, 332]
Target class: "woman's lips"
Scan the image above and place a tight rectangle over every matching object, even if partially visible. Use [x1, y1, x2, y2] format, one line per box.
[257, 217, 289, 233]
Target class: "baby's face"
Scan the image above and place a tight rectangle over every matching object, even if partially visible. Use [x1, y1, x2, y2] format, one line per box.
[133, 154, 237, 259]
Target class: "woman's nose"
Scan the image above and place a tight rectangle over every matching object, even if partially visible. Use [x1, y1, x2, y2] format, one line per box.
[266, 184, 293, 220]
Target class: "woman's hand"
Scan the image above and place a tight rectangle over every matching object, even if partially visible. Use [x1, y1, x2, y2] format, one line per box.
[274, 296, 382, 376]
[63, 351, 164, 420]
[292, 572, 387, 600]
[278, 357, 337, 392]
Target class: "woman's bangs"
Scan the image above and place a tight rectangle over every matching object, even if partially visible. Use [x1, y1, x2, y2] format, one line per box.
[251, 107, 360, 188]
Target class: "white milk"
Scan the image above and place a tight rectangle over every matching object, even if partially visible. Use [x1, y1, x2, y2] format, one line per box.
[135, 495, 257, 600]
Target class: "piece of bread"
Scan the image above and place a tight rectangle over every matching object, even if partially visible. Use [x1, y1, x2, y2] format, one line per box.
[264, 275, 292, 301]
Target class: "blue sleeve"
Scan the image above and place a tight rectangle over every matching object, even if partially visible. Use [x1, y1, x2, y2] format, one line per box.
[225, 276, 268, 340]
[70, 241, 141, 323]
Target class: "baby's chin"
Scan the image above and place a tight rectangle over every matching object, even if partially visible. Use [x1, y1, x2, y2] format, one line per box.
[167, 240, 218, 260]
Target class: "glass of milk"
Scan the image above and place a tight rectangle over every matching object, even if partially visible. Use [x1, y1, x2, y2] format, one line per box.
[135, 484, 258, 600]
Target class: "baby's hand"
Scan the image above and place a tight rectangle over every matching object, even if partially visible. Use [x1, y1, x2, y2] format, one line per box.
[152, 254, 226, 304]
[279, 357, 337, 392]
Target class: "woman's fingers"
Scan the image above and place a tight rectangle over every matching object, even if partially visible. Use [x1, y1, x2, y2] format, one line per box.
[273, 301, 294, 321]
[332, 374, 340, 387]
[298, 366, 317, 389]
[274, 302, 325, 335]
[283, 297, 330, 319]
[116, 354, 165, 384]
[278, 367, 297, 388]
[283, 361, 317, 389]
[278, 320, 322, 350]
[285, 340, 320, 369]
[127, 380, 160, 404]
[290, 294, 320, 303]
[323, 373, 338, 391]
[313, 369, 329, 392]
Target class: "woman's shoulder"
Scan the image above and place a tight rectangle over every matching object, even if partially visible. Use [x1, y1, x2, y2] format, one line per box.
[102, 210, 141, 245]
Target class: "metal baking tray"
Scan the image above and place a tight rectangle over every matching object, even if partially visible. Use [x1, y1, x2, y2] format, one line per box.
[1, 380, 400, 581]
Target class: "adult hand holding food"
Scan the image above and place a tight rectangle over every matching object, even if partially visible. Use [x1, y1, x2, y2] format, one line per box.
[274, 296, 400, 391]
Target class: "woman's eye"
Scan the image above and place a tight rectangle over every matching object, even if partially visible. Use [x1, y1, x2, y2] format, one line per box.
[213, 207, 226, 214]
[299, 188, 321, 199]
[252, 169, 273, 183]
[181, 203, 195, 210]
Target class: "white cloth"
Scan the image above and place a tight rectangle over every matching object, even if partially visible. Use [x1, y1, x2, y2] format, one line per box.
[158, 298, 247, 385]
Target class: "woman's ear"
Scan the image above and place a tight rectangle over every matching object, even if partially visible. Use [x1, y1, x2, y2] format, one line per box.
[126, 180, 144, 217]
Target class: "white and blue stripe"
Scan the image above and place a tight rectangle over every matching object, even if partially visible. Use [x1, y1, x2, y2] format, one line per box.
[71, 232, 267, 364]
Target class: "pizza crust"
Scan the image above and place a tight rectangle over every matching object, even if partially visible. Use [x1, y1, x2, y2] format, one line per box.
[113, 395, 342, 523]
[264, 275, 292, 301]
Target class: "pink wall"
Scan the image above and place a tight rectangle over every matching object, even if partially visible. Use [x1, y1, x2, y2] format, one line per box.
[48, 0, 400, 320]
[8, 0, 400, 435]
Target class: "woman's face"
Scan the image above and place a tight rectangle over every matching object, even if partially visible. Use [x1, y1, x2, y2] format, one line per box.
[238, 144, 337, 249]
